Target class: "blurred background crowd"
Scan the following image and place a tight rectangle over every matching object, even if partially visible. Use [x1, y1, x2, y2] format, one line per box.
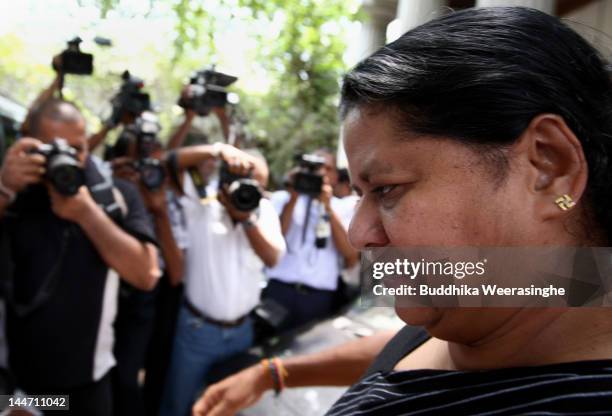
[1, 1, 612, 415]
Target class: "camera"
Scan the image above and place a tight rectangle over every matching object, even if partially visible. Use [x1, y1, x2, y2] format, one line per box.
[219, 161, 262, 212]
[30, 138, 85, 196]
[178, 68, 238, 116]
[135, 158, 165, 191]
[53, 37, 93, 75]
[109, 71, 151, 126]
[111, 113, 166, 191]
[292, 154, 326, 196]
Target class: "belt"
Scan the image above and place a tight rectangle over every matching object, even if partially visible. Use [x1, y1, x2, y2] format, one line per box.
[183, 298, 249, 328]
[272, 279, 332, 295]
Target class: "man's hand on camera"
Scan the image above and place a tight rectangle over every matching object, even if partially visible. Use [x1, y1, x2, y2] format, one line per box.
[0, 138, 46, 194]
[285, 168, 301, 202]
[216, 144, 253, 177]
[51, 53, 63, 73]
[47, 185, 97, 223]
[318, 183, 333, 211]
[192, 363, 272, 416]
[218, 186, 251, 223]
[185, 108, 196, 120]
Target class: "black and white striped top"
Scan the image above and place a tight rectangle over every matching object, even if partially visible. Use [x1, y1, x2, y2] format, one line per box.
[327, 326, 612, 416]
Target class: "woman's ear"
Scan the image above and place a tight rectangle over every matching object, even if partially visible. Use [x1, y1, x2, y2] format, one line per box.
[516, 114, 588, 221]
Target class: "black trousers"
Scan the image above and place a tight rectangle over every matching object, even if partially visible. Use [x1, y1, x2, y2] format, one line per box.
[263, 279, 336, 332]
[143, 278, 183, 416]
[30, 372, 112, 416]
[112, 282, 156, 416]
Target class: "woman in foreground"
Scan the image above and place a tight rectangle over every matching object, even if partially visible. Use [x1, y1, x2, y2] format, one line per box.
[194, 7, 612, 415]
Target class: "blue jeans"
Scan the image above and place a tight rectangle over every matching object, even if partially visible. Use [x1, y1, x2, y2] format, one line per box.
[159, 304, 253, 416]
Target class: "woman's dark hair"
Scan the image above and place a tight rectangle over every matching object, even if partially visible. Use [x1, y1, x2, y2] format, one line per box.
[341, 7, 612, 243]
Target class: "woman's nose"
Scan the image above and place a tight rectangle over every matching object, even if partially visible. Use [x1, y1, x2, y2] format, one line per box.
[348, 198, 390, 249]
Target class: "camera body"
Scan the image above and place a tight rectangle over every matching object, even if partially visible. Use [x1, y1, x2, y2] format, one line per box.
[292, 154, 326, 196]
[109, 71, 151, 126]
[135, 158, 165, 191]
[178, 68, 238, 116]
[53, 37, 93, 75]
[219, 161, 262, 212]
[31, 138, 85, 196]
[113, 114, 166, 191]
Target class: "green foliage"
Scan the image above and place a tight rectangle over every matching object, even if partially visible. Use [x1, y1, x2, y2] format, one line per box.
[234, 0, 360, 181]
[0, 0, 360, 182]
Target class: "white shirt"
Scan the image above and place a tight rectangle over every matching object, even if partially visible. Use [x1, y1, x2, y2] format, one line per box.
[266, 191, 355, 291]
[181, 174, 286, 321]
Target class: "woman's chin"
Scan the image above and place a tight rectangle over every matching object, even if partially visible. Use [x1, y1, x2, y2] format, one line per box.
[395, 306, 442, 328]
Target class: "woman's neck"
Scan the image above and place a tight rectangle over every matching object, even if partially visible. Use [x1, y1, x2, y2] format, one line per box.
[446, 309, 612, 370]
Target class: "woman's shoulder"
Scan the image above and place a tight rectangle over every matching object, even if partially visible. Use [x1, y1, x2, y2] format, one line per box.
[329, 359, 612, 416]
[362, 325, 430, 378]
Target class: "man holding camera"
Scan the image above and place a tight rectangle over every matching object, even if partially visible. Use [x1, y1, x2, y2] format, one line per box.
[265, 149, 358, 331]
[107, 113, 189, 416]
[159, 143, 285, 416]
[0, 98, 159, 415]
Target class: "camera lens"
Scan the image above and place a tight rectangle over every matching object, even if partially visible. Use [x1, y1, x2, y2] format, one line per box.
[229, 180, 262, 212]
[47, 154, 85, 196]
[139, 160, 165, 190]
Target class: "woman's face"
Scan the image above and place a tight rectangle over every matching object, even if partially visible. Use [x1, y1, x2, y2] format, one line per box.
[343, 107, 565, 340]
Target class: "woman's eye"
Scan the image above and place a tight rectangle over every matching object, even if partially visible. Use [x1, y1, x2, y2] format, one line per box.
[376, 185, 397, 196]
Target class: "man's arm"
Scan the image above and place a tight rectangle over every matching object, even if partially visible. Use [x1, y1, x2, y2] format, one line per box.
[141, 187, 185, 286]
[175, 143, 267, 184]
[243, 221, 283, 268]
[48, 185, 160, 290]
[279, 191, 298, 236]
[21, 73, 62, 135]
[321, 184, 358, 268]
[152, 209, 185, 286]
[327, 207, 358, 268]
[88, 124, 113, 152]
[0, 138, 47, 219]
[166, 110, 196, 150]
[193, 330, 398, 416]
[218, 192, 284, 268]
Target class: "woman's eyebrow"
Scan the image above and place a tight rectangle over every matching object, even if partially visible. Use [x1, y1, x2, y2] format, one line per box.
[357, 158, 395, 183]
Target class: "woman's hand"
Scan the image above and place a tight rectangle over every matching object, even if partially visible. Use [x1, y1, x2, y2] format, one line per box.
[192, 364, 273, 416]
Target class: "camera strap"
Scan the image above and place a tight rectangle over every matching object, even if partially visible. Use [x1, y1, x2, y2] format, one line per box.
[301, 197, 313, 245]
[86, 158, 126, 223]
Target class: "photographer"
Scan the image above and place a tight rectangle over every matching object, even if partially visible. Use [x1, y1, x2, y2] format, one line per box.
[106, 114, 188, 416]
[0, 98, 159, 415]
[159, 143, 285, 416]
[265, 149, 358, 332]
[90, 70, 152, 152]
[166, 92, 229, 151]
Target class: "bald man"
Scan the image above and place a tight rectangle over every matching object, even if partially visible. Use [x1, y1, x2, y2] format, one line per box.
[0, 98, 160, 415]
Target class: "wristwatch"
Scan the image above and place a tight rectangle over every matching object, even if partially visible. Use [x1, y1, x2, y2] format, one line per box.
[241, 213, 258, 229]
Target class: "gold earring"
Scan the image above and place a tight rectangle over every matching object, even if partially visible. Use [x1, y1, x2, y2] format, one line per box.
[555, 194, 575, 211]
